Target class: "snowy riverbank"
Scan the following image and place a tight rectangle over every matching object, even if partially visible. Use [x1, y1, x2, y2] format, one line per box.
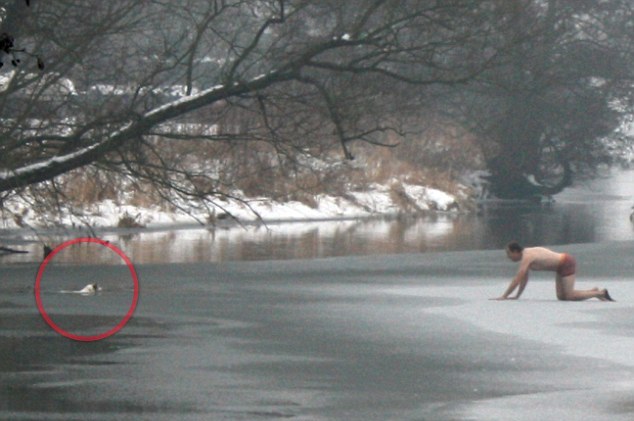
[1, 181, 467, 230]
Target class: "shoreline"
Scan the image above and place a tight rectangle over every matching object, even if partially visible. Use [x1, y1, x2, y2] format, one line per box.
[0, 181, 467, 233]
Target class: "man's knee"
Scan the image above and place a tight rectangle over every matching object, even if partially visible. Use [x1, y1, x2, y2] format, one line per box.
[557, 291, 569, 301]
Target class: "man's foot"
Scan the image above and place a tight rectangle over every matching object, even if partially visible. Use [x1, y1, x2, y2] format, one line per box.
[603, 289, 615, 302]
[594, 288, 608, 301]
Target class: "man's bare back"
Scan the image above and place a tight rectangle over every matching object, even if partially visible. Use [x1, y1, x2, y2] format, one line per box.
[518, 247, 563, 272]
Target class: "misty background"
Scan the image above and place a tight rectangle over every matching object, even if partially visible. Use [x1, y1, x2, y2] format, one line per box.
[0, 0, 632, 229]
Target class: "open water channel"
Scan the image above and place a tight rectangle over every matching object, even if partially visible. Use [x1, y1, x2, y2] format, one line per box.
[2, 170, 632, 265]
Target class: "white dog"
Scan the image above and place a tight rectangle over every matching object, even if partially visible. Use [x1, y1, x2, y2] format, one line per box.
[61, 283, 101, 295]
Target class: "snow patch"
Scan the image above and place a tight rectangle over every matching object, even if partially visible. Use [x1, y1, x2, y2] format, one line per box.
[1, 182, 462, 230]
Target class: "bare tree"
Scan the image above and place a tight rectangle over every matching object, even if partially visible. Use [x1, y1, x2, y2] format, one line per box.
[0, 0, 497, 218]
[0, 0, 43, 70]
[449, 0, 634, 199]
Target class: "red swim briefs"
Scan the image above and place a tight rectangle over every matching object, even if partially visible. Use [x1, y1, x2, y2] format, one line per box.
[557, 253, 576, 277]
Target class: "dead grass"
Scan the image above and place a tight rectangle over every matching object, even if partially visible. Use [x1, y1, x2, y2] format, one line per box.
[388, 182, 424, 213]
[18, 119, 482, 216]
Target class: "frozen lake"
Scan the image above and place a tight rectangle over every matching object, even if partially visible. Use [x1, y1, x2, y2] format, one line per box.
[1, 243, 634, 420]
[0, 170, 633, 420]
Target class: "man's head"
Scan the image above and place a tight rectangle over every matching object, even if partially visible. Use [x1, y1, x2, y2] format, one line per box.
[506, 242, 523, 262]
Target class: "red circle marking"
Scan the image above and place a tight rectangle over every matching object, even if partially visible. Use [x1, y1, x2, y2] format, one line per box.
[34, 237, 139, 341]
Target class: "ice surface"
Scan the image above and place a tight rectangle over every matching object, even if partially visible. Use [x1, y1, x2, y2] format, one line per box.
[2, 236, 633, 420]
[392, 281, 634, 367]
[384, 266, 634, 420]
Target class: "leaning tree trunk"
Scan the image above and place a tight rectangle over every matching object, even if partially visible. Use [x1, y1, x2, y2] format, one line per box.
[485, 155, 572, 200]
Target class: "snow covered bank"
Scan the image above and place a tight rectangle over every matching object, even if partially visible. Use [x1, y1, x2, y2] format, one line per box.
[1, 182, 465, 230]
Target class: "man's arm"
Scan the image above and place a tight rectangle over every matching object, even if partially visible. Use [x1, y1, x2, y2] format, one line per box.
[494, 260, 530, 300]
[512, 270, 530, 299]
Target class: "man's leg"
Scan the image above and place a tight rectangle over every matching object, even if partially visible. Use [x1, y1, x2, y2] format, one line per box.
[556, 274, 607, 301]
